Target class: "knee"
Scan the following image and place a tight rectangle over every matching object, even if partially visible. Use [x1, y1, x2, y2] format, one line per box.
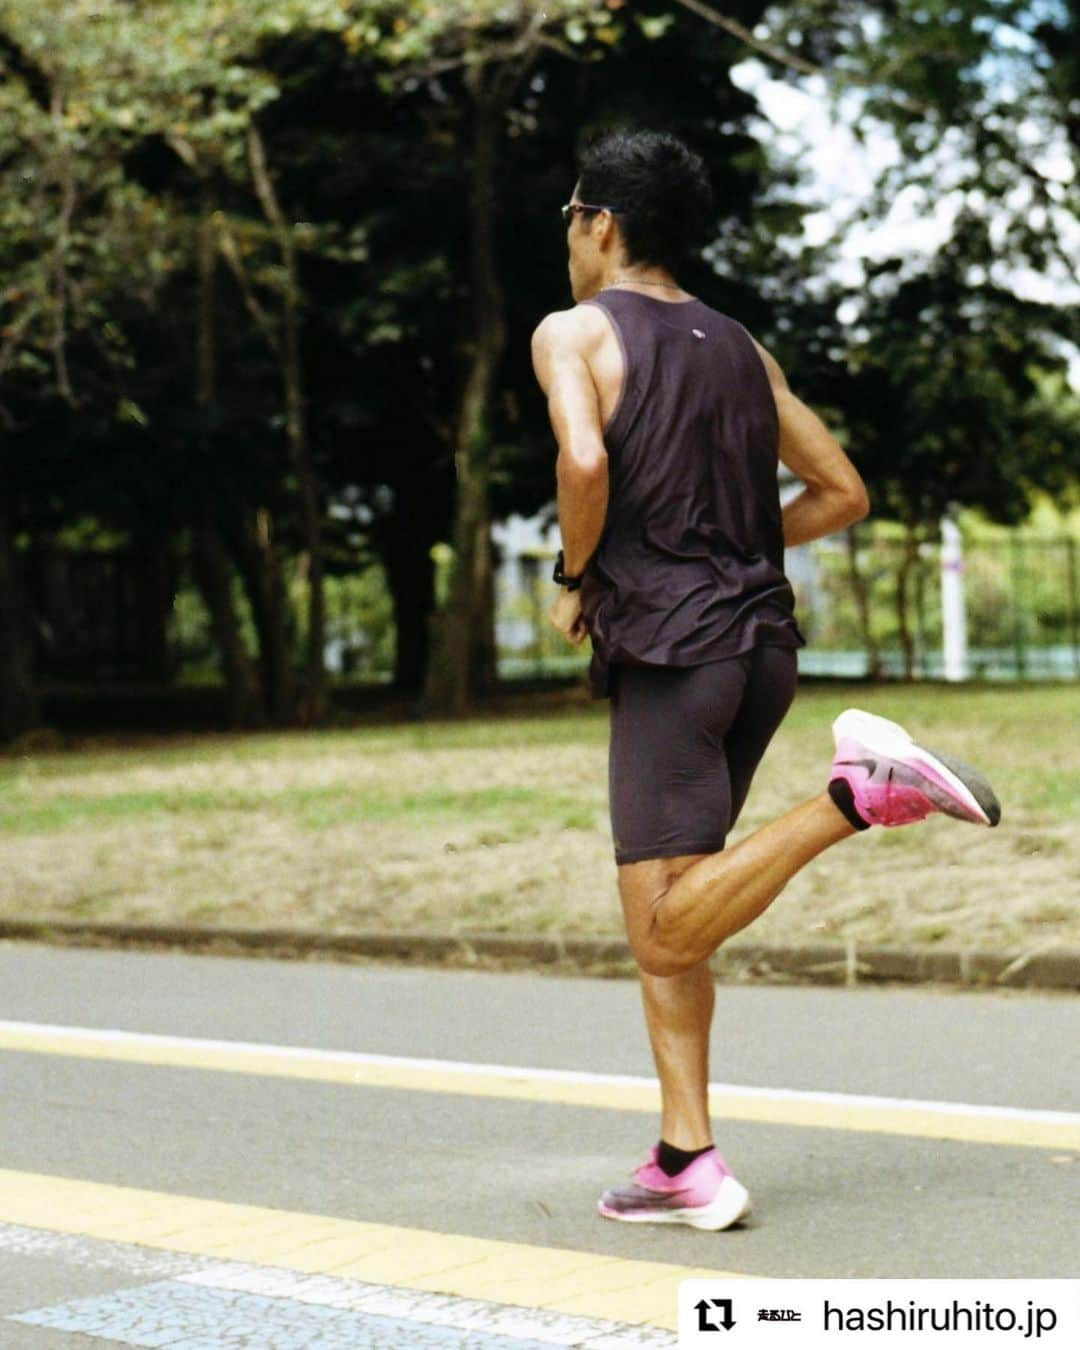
[636, 951, 691, 978]
[628, 931, 697, 979]
[618, 860, 704, 978]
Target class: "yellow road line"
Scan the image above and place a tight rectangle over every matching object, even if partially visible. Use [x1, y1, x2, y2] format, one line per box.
[2, 1020, 1078, 1151]
[0, 1168, 743, 1329]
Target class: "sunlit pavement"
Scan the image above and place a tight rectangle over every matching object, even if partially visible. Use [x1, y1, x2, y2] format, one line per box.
[1, 944, 1077, 1347]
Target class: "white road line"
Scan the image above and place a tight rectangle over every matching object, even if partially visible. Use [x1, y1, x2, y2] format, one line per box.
[2, 1017, 1076, 1130]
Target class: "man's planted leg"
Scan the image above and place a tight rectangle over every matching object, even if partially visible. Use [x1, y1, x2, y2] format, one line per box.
[639, 949, 715, 1152]
[599, 874, 751, 1230]
[611, 855, 716, 1150]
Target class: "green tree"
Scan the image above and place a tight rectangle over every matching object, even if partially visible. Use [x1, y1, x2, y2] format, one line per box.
[355, 0, 812, 710]
[0, 0, 359, 733]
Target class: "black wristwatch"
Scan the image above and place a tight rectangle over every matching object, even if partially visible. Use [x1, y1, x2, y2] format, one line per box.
[552, 549, 584, 591]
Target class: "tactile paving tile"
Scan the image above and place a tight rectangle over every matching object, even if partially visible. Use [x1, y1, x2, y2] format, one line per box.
[8, 1279, 562, 1349]
[0, 1220, 677, 1347]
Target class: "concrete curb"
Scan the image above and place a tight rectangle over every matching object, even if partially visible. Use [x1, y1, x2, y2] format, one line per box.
[0, 918, 1077, 991]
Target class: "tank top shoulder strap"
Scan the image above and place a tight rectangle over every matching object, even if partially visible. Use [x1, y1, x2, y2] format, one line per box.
[578, 292, 640, 447]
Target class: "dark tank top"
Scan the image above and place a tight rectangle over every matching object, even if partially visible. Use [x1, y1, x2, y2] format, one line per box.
[577, 288, 804, 700]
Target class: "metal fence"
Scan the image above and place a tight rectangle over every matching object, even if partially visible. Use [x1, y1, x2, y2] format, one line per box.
[791, 531, 1080, 681]
[21, 530, 1077, 687]
[496, 532, 1080, 683]
[15, 546, 173, 683]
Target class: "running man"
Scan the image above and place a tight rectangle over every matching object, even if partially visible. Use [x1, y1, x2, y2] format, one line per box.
[531, 130, 1000, 1231]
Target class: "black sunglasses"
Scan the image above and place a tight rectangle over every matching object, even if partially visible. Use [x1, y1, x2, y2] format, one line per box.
[561, 202, 620, 223]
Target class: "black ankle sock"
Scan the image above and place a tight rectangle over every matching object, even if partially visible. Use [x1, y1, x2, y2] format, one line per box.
[828, 778, 870, 831]
[656, 1140, 714, 1177]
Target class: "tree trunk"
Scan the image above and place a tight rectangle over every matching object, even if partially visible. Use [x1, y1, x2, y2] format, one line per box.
[191, 509, 263, 727]
[424, 84, 507, 713]
[895, 524, 920, 680]
[0, 484, 40, 742]
[226, 504, 297, 724]
[913, 538, 929, 678]
[381, 526, 436, 694]
[194, 196, 262, 727]
[132, 531, 175, 684]
[471, 517, 498, 695]
[247, 124, 327, 726]
[845, 524, 881, 679]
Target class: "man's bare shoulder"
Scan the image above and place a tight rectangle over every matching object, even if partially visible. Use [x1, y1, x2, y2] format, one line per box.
[531, 304, 610, 391]
[532, 302, 609, 354]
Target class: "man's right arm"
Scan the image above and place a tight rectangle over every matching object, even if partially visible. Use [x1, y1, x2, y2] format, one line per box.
[531, 308, 610, 577]
[752, 339, 869, 548]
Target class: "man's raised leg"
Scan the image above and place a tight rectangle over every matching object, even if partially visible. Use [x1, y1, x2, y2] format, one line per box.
[619, 708, 1002, 979]
[620, 793, 855, 979]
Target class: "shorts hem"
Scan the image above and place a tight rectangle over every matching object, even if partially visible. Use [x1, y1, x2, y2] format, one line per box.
[614, 839, 726, 865]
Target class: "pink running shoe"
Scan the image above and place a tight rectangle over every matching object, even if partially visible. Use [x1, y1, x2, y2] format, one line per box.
[830, 709, 1001, 829]
[597, 1146, 751, 1230]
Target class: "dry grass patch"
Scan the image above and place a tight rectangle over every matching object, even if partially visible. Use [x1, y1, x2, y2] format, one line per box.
[1, 684, 1077, 954]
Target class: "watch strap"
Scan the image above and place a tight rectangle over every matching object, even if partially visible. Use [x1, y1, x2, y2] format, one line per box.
[553, 549, 584, 591]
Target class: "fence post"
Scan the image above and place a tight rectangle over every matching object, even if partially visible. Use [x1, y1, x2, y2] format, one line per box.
[940, 514, 968, 681]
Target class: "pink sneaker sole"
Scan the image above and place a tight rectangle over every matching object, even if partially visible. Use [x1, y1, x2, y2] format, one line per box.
[598, 1174, 751, 1230]
[831, 710, 1001, 828]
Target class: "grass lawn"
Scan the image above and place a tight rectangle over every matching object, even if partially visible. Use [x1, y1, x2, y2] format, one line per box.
[1, 682, 1077, 954]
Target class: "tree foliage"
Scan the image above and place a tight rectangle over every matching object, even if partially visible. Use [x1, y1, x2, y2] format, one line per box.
[0, 0, 1077, 738]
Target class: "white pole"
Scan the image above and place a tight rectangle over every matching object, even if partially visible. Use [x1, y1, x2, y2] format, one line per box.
[941, 513, 968, 681]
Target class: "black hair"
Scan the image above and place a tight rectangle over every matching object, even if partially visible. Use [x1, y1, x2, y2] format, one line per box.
[576, 129, 713, 273]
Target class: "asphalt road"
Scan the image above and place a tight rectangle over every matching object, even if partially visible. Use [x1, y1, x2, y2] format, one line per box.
[0, 942, 1078, 1348]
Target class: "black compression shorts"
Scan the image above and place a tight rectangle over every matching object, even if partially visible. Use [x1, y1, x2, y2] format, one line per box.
[607, 646, 798, 864]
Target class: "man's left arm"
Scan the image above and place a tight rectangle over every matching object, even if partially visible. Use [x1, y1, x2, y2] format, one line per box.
[531, 310, 609, 644]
